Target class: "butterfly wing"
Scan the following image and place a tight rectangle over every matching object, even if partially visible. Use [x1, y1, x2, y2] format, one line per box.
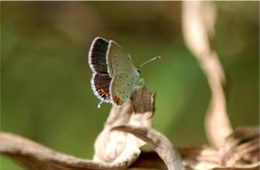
[106, 40, 135, 77]
[91, 73, 112, 103]
[110, 72, 139, 106]
[89, 37, 112, 104]
[88, 37, 109, 74]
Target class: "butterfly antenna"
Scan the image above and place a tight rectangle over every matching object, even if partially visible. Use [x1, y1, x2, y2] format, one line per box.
[138, 56, 161, 68]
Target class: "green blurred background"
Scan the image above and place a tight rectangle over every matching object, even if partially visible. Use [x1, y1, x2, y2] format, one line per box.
[1, 2, 259, 169]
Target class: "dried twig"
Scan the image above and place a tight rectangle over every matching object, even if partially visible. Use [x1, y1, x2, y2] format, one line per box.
[129, 126, 260, 170]
[93, 87, 154, 164]
[113, 125, 184, 170]
[0, 132, 133, 170]
[0, 87, 184, 170]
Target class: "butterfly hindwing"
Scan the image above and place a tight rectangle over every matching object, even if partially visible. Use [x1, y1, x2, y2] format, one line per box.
[110, 73, 138, 106]
[91, 73, 112, 102]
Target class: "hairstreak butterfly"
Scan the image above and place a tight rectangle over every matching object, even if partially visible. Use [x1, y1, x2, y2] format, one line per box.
[88, 37, 160, 108]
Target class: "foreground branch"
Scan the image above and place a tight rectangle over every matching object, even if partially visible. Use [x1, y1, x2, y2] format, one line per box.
[1, 126, 259, 170]
[0, 87, 184, 170]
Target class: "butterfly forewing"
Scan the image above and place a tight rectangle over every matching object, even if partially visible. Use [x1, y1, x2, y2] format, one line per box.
[88, 37, 109, 74]
[106, 41, 135, 77]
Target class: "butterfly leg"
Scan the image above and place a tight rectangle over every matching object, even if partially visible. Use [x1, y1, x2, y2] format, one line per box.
[97, 100, 104, 108]
[138, 78, 145, 86]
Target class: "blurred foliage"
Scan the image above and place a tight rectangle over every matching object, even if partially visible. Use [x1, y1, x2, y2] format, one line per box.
[1, 2, 259, 169]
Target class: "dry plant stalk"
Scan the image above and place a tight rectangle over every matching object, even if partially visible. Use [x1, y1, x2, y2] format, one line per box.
[182, 1, 232, 148]
[0, 87, 184, 170]
[181, 1, 259, 170]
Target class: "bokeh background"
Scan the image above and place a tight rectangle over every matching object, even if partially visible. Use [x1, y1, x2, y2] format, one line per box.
[1, 2, 259, 169]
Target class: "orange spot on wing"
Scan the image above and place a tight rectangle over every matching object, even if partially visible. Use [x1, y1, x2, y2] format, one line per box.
[114, 95, 121, 105]
[104, 92, 109, 97]
[99, 88, 110, 98]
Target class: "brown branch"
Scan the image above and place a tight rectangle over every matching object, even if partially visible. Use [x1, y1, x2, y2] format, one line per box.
[1, 128, 259, 170]
[0, 132, 130, 170]
[0, 87, 185, 170]
[0, 87, 259, 169]
[130, 127, 259, 170]
[93, 86, 155, 163]
[113, 125, 184, 170]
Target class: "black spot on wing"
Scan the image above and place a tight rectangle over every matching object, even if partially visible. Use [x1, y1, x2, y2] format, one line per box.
[89, 38, 109, 73]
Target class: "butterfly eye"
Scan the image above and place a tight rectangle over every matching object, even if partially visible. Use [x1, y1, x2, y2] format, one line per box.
[137, 69, 141, 74]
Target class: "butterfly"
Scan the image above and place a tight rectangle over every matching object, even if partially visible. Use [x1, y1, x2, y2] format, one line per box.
[88, 37, 160, 108]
